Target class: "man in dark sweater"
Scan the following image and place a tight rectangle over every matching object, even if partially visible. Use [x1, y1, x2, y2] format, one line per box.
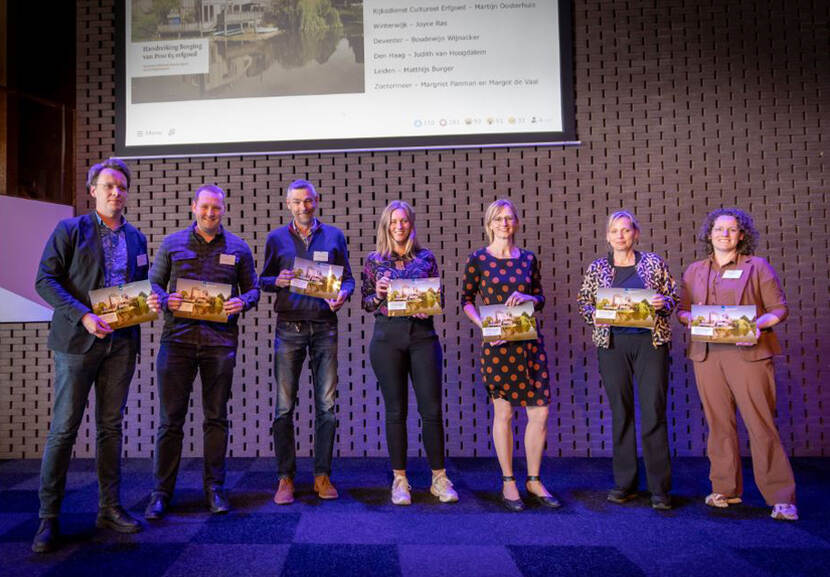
[145, 184, 259, 519]
[259, 179, 354, 504]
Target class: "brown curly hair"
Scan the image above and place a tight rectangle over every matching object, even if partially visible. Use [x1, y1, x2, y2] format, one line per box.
[697, 208, 759, 256]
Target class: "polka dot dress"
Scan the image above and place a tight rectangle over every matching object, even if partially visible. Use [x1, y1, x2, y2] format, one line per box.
[462, 248, 551, 407]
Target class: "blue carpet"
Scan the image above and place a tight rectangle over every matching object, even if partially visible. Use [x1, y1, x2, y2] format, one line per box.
[509, 545, 646, 577]
[0, 457, 826, 577]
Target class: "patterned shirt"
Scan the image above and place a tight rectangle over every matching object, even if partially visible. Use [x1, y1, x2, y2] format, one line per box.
[95, 212, 128, 287]
[361, 248, 441, 316]
[150, 223, 260, 347]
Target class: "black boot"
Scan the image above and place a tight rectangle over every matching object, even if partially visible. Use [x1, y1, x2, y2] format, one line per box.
[144, 493, 169, 520]
[206, 486, 230, 514]
[32, 518, 60, 553]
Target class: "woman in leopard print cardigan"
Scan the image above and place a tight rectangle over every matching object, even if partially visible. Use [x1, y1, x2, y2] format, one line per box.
[577, 210, 678, 510]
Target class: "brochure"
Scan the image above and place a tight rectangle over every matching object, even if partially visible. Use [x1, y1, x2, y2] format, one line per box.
[89, 279, 157, 329]
[173, 278, 232, 323]
[289, 257, 344, 300]
[387, 277, 442, 317]
[690, 304, 758, 344]
[479, 302, 538, 343]
[594, 288, 658, 329]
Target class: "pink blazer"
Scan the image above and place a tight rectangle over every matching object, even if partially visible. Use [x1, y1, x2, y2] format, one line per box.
[678, 255, 788, 362]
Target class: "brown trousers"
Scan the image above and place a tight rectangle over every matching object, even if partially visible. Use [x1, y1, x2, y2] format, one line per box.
[693, 346, 796, 505]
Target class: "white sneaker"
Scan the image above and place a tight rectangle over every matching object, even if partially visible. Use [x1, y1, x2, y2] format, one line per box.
[391, 476, 411, 506]
[771, 503, 798, 521]
[430, 473, 459, 503]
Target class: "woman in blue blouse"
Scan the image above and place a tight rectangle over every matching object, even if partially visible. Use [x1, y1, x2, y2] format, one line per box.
[362, 201, 458, 506]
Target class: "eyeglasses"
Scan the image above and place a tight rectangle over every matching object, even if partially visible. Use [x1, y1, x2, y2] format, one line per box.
[491, 216, 516, 224]
[97, 182, 128, 194]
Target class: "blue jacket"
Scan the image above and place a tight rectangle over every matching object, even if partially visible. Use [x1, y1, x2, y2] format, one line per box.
[35, 212, 150, 353]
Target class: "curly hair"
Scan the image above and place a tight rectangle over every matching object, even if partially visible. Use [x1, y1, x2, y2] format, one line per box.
[697, 208, 759, 256]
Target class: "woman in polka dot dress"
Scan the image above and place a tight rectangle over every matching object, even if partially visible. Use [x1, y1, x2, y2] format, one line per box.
[462, 199, 560, 512]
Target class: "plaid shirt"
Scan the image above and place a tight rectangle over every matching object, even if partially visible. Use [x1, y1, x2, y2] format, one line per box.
[290, 218, 320, 250]
[150, 223, 259, 347]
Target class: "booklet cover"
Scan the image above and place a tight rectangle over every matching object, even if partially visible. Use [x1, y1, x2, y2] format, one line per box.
[594, 288, 658, 329]
[289, 257, 343, 300]
[387, 277, 442, 317]
[479, 302, 538, 343]
[89, 280, 157, 330]
[172, 278, 232, 323]
[690, 305, 758, 344]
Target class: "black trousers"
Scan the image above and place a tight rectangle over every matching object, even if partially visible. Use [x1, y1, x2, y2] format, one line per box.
[153, 342, 236, 497]
[369, 316, 445, 471]
[598, 332, 671, 497]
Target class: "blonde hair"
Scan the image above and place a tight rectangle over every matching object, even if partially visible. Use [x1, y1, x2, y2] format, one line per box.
[484, 198, 520, 243]
[607, 210, 640, 238]
[375, 200, 420, 259]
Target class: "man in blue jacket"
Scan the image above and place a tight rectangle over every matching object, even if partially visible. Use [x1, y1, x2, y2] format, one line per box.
[32, 158, 159, 553]
[259, 179, 354, 505]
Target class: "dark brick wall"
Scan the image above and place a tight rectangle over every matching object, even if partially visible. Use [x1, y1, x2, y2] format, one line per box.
[1, 0, 827, 459]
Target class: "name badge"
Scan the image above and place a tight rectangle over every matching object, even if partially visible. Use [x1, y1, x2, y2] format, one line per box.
[722, 269, 743, 279]
[136, 253, 148, 267]
[220, 253, 236, 266]
[313, 251, 328, 262]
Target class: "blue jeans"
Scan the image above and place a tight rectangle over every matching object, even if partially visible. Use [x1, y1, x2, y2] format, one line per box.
[153, 343, 237, 497]
[272, 320, 338, 479]
[39, 333, 137, 518]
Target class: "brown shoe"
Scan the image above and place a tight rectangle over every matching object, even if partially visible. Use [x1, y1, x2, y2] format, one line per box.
[313, 474, 339, 500]
[273, 478, 295, 505]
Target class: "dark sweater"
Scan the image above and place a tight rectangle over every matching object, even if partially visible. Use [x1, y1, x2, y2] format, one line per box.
[259, 222, 355, 321]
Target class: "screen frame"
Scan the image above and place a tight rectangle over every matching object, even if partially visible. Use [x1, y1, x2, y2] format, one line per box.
[115, 1, 576, 159]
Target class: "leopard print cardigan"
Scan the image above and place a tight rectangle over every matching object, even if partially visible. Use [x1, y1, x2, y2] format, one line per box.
[577, 251, 678, 349]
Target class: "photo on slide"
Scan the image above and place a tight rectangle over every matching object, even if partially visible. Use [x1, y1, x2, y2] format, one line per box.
[130, 0, 365, 103]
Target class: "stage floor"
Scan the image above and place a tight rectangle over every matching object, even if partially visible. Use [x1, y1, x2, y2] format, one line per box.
[1, 457, 828, 577]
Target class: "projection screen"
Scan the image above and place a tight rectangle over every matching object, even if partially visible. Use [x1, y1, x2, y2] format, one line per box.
[116, 0, 575, 157]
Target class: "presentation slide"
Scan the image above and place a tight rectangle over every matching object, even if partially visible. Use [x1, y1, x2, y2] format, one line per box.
[117, 0, 574, 156]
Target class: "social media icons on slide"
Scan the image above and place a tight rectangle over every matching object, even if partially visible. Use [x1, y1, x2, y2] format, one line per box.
[412, 115, 549, 130]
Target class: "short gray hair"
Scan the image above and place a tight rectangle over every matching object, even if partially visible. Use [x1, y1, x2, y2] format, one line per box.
[286, 179, 318, 200]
